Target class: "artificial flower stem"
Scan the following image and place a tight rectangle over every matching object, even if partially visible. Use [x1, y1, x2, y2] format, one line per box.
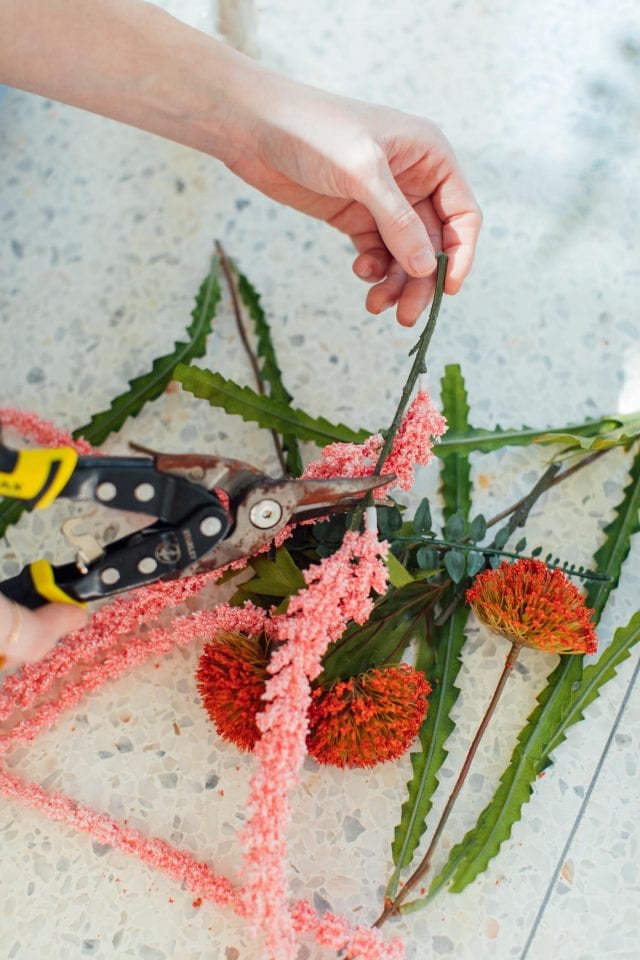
[373, 640, 522, 927]
[350, 252, 448, 531]
[215, 240, 288, 474]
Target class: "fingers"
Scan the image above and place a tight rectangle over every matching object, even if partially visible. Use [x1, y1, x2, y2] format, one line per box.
[358, 158, 438, 281]
[432, 170, 483, 294]
[1, 594, 87, 667]
[362, 197, 443, 326]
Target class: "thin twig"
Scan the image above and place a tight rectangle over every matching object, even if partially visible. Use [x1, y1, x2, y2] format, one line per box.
[215, 241, 287, 474]
[373, 641, 522, 926]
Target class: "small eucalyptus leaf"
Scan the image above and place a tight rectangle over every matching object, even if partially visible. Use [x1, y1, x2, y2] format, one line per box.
[468, 514, 487, 542]
[466, 551, 486, 577]
[377, 505, 403, 538]
[444, 549, 466, 583]
[489, 554, 502, 569]
[531, 546, 543, 557]
[494, 527, 510, 549]
[413, 498, 433, 534]
[515, 537, 527, 553]
[444, 512, 466, 540]
[417, 545, 439, 571]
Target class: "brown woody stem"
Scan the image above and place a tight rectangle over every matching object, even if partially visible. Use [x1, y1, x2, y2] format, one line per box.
[373, 640, 522, 927]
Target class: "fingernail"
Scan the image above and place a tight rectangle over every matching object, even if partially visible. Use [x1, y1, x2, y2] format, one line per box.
[408, 250, 436, 276]
[357, 262, 373, 279]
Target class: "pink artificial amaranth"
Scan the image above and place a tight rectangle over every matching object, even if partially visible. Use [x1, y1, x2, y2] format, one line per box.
[0, 407, 96, 454]
[0, 410, 405, 960]
[302, 390, 446, 493]
[240, 530, 389, 960]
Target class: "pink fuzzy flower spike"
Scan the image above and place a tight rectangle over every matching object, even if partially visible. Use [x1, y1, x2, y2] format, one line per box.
[240, 530, 389, 960]
[302, 389, 446, 494]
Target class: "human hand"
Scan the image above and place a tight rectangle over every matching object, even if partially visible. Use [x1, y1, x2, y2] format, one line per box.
[226, 78, 482, 326]
[0, 594, 87, 669]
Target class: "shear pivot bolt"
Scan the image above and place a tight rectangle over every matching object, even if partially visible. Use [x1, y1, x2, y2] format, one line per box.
[200, 516, 223, 538]
[96, 481, 117, 502]
[101, 567, 120, 586]
[249, 498, 283, 529]
[134, 482, 155, 503]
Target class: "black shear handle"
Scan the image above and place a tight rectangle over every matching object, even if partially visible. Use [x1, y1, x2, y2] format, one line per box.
[0, 501, 231, 609]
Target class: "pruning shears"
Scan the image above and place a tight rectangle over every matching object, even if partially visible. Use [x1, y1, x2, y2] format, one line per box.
[0, 443, 389, 609]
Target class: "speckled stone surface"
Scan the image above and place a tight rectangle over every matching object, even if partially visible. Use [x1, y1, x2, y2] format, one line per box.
[1, 2, 639, 958]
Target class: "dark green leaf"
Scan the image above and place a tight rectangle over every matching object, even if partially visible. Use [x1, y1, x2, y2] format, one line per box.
[377, 505, 403, 538]
[175, 364, 369, 446]
[230, 547, 305, 606]
[416, 545, 439, 571]
[444, 512, 466, 540]
[468, 514, 487, 542]
[427, 608, 640, 899]
[235, 267, 303, 476]
[388, 606, 469, 894]
[493, 527, 510, 549]
[425, 449, 640, 900]
[466, 551, 485, 577]
[439, 365, 472, 521]
[75, 260, 221, 446]
[413, 498, 433, 534]
[515, 537, 527, 553]
[436, 414, 640, 457]
[531, 546, 543, 557]
[320, 580, 440, 685]
[444, 549, 466, 582]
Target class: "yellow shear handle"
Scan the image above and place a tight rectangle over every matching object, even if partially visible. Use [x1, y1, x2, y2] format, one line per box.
[29, 559, 86, 607]
[0, 447, 78, 509]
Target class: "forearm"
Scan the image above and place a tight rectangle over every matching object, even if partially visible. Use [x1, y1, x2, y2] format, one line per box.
[0, 0, 266, 164]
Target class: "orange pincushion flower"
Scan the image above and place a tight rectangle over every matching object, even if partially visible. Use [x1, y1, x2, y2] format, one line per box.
[307, 663, 431, 768]
[196, 630, 270, 751]
[466, 559, 597, 655]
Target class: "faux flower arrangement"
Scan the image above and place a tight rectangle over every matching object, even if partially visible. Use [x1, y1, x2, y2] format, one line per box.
[1, 247, 639, 959]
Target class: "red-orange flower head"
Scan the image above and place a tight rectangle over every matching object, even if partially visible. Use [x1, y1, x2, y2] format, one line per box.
[196, 630, 269, 751]
[307, 663, 431, 768]
[466, 559, 597, 655]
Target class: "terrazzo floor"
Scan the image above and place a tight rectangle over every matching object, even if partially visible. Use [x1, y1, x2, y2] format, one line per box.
[1, 2, 639, 959]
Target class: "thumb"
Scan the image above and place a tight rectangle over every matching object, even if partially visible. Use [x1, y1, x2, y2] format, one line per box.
[360, 162, 437, 279]
[2, 599, 88, 666]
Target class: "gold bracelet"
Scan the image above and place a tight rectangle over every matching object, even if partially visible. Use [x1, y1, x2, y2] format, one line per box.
[0, 600, 22, 668]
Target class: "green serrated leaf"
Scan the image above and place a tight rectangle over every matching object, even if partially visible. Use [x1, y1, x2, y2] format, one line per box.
[534, 427, 640, 460]
[439, 365, 471, 521]
[75, 261, 221, 446]
[426, 608, 640, 899]
[586, 450, 640, 617]
[423, 449, 640, 901]
[413, 498, 432, 534]
[175, 364, 369, 447]
[436, 413, 640, 458]
[444, 549, 466, 583]
[0, 263, 221, 539]
[235, 267, 303, 476]
[388, 606, 469, 895]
